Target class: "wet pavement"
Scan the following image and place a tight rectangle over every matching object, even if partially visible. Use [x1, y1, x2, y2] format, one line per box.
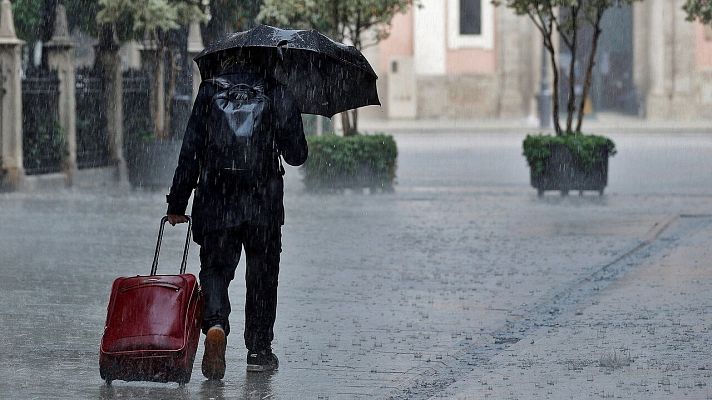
[439, 214, 712, 400]
[1, 132, 711, 399]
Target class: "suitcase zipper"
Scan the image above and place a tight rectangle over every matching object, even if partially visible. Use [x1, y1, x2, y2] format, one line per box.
[119, 282, 182, 293]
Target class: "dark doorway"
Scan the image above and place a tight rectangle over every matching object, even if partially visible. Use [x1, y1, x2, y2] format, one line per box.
[558, 4, 637, 116]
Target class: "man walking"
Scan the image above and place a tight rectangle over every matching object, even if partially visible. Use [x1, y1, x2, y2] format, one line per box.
[165, 57, 307, 379]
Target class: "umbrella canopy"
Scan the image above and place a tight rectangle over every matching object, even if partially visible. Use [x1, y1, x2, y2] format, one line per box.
[194, 25, 380, 117]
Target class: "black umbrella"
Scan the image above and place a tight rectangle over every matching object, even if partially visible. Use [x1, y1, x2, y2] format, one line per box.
[194, 24, 381, 118]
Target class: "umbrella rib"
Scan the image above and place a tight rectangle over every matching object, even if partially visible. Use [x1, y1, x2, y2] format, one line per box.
[196, 45, 377, 77]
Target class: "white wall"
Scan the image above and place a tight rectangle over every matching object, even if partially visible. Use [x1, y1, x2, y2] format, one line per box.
[414, 0, 446, 75]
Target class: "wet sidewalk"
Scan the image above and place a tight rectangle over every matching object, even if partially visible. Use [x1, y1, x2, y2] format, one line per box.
[360, 113, 712, 135]
[437, 214, 712, 399]
[1, 132, 711, 399]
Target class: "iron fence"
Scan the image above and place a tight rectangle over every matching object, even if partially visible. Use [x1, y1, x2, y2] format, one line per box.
[0, 69, 4, 178]
[76, 67, 110, 169]
[22, 67, 63, 175]
[122, 69, 153, 149]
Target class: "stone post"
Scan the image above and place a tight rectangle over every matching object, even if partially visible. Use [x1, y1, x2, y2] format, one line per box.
[0, 0, 25, 190]
[644, 0, 697, 120]
[140, 35, 166, 138]
[669, 0, 696, 119]
[496, 7, 526, 118]
[95, 26, 128, 187]
[645, 0, 668, 118]
[44, 3, 76, 185]
[537, 39, 552, 129]
[633, 2, 649, 117]
[187, 19, 204, 105]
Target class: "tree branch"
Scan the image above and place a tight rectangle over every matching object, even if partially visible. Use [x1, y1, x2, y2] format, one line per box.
[576, 6, 606, 133]
[549, 15, 562, 135]
[527, 8, 548, 37]
[565, 4, 581, 133]
[551, 6, 574, 51]
[534, 5, 553, 36]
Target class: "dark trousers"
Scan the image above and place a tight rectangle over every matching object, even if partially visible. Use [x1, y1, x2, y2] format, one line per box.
[199, 223, 281, 352]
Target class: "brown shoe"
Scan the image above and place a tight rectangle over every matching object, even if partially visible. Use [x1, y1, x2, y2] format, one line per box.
[202, 326, 226, 380]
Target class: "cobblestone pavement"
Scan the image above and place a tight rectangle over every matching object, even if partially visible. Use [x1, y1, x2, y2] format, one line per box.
[439, 214, 712, 400]
[0, 132, 711, 399]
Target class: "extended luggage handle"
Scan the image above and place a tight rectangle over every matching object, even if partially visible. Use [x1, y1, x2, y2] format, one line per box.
[151, 216, 192, 276]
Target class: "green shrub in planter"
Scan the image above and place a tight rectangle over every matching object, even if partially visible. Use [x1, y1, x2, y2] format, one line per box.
[523, 133, 616, 177]
[303, 134, 398, 192]
[524, 133, 617, 195]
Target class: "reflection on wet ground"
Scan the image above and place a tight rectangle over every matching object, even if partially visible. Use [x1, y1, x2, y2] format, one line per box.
[96, 372, 274, 400]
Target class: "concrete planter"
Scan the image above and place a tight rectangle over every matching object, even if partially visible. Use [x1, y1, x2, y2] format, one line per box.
[0, 167, 7, 191]
[125, 139, 181, 189]
[530, 143, 609, 196]
[303, 161, 396, 193]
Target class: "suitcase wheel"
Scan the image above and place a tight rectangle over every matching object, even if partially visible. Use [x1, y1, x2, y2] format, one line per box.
[177, 370, 191, 386]
[99, 365, 111, 385]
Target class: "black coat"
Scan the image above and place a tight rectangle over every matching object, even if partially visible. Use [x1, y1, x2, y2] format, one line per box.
[166, 68, 308, 244]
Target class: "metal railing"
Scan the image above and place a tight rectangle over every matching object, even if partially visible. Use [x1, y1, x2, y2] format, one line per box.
[22, 68, 63, 175]
[76, 67, 110, 169]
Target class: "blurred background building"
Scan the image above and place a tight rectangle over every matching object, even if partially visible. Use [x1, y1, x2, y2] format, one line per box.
[362, 0, 712, 121]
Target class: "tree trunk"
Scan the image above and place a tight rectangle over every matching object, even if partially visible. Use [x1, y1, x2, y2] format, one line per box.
[347, 22, 363, 137]
[540, 13, 562, 136]
[333, 0, 342, 40]
[152, 46, 167, 139]
[39, 0, 59, 67]
[546, 41, 562, 136]
[40, 0, 59, 43]
[94, 25, 128, 184]
[340, 112, 348, 136]
[576, 10, 604, 133]
[526, 11, 561, 135]
[565, 6, 580, 134]
[166, 47, 177, 139]
[338, 109, 361, 136]
[351, 109, 358, 134]
[203, 0, 234, 45]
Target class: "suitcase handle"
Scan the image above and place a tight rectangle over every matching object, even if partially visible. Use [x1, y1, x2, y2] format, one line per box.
[151, 216, 192, 275]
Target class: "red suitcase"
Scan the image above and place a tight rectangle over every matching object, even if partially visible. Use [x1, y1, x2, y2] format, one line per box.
[100, 216, 203, 385]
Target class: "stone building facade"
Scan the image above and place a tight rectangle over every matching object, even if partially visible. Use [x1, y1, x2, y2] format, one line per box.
[366, 0, 712, 121]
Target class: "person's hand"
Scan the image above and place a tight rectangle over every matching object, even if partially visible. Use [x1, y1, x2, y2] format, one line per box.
[167, 214, 189, 226]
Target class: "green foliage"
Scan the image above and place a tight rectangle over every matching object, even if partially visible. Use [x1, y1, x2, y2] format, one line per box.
[11, 0, 43, 43]
[523, 133, 616, 177]
[258, 0, 329, 33]
[65, 1, 103, 37]
[23, 121, 66, 173]
[258, 0, 416, 49]
[126, 130, 157, 144]
[12, 0, 202, 44]
[304, 134, 398, 191]
[492, 0, 641, 21]
[96, 0, 206, 42]
[13, 0, 104, 44]
[684, 0, 712, 25]
[203, 0, 262, 45]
